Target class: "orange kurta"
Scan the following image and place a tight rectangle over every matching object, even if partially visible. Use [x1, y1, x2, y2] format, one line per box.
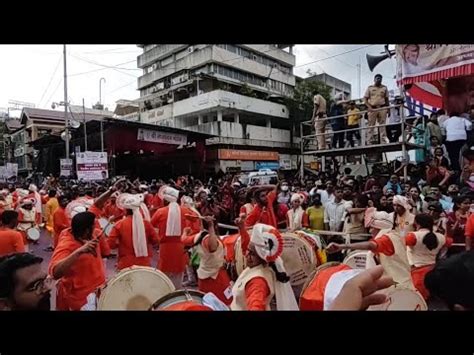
[245, 190, 278, 228]
[182, 235, 233, 305]
[0, 227, 25, 256]
[151, 205, 192, 273]
[103, 201, 124, 221]
[108, 215, 159, 270]
[245, 277, 270, 311]
[53, 207, 70, 248]
[49, 229, 106, 310]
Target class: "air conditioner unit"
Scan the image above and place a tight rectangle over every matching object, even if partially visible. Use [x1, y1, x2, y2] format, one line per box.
[188, 46, 194, 53]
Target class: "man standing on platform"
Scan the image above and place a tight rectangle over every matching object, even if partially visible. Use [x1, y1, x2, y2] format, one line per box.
[364, 74, 389, 145]
[312, 90, 328, 150]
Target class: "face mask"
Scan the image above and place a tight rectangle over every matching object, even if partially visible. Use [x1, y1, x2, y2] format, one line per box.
[281, 186, 289, 192]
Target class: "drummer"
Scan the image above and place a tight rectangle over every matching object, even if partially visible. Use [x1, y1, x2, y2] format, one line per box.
[49, 211, 106, 311]
[107, 193, 159, 270]
[151, 185, 192, 289]
[17, 198, 38, 252]
[245, 185, 278, 229]
[181, 216, 233, 305]
[326, 228, 416, 290]
[53, 195, 70, 249]
[231, 223, 299, 310]
[405, 213, 452, 299]
[103, 192, 125, 223]
[286, 193, 309, 232]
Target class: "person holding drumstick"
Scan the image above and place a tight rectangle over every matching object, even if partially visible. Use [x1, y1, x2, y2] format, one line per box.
[107, 193, 159, 270]
[49, 211, 106, 311]
[405, 213, 452, 299]
[326, 228, 416, 290]
[16, 198, 38, 252]
[181, 215, 234, 305]
[231, 222, 299, 311]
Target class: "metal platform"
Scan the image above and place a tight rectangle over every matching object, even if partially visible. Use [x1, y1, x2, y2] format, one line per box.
[303, 142, 424, 158]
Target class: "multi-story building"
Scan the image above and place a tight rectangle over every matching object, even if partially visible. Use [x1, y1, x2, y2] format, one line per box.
[8, 108, 113, 175]
[305, 73, 352, 100]
[134, 44, 299, 173]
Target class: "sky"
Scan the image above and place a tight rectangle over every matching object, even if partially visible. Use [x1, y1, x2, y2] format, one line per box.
[0, 44, 397, 117]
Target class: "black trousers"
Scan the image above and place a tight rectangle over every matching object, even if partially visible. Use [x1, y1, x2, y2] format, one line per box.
[445, 139, 465, 171]
[346, 124, 360, 147]
[332, 127, 345, 148]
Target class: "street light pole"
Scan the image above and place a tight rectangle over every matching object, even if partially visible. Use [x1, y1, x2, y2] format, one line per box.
[99, 78, 106, 105]
[63, 45, 69, 159]
[82, 98, 88, 151]
[99, 78, 106, 152]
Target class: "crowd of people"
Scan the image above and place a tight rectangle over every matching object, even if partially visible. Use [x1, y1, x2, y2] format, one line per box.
[0, 154, 473, 312]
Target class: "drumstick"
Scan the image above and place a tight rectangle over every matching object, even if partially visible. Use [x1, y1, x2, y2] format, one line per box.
[184, 214, 240, 231]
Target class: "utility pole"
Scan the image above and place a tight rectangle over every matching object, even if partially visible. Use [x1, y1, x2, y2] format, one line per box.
[82, 98, 88, 151]
[63, 45, 69, 159]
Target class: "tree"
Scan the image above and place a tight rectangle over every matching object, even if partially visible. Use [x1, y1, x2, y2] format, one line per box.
[285, 70, 333, 123]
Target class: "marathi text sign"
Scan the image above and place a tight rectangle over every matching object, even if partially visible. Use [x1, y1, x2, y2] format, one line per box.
[137, 128, 187, 145]
[76, 152, 108, 181]
[218, 149, 279, 161]
[397, 44, 474, 81]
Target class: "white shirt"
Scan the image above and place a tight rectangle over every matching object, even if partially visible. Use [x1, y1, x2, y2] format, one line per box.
[324, 199, 346, 232]
[317, 189, 335, 207]
[441, 116, 472, 141]
[387, 107, 401, 124]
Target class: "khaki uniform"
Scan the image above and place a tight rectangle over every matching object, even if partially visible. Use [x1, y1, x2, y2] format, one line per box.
[313, 94, 327, 149]
[364, 84, 389, 143]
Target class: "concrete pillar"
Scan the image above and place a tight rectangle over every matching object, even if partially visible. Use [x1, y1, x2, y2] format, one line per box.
[198, 115, 203, 125]
[217, 110, 223, 122]
[234, 112, 240, 124]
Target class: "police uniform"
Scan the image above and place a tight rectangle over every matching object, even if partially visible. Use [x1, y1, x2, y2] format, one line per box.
[313, 94, 327, 149]
[364, 84, 389, 143]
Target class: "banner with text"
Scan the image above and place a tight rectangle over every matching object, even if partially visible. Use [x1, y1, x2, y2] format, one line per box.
[76, 152, 108, 181]
[60, 159, 73, 177]
[137, 128, 187, 145]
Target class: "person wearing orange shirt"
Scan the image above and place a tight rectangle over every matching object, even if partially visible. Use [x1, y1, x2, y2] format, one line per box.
[53, 196, 71, 248]
[230, 223, 299, 311]
[286, 193, 309, 232]
[0, 211, 25, 256]
[239, 191, 255, 217]
[107, 193, 159, 270]
[103, 192, 124, 222]
[44, 190, 59, 252]
[151, 185, 191, 289]
[49, 211, 106, 311]
[145, 185, 163, 216]
[181, 216, 233, 305]
[406, 213, 452, 299]
[327, 228, 416, 290]
[245, 186, 278, 229]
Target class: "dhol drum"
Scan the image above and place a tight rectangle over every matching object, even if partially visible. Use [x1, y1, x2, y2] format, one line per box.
[97, 266, 175, 310]
[300, 261, 342, 297]
[98, 218, 114, 237]
[368, 287, 428, 311]
[343, 250, 377, 270]
[26, 228, 40, 242]
[280, 232, 317, 287]
[151, 290, 213, 311]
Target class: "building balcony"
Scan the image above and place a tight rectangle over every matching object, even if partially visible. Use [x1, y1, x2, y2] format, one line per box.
[137, 44, 188, 68]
